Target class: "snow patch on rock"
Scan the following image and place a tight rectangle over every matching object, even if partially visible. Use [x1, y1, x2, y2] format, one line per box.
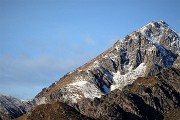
[111, 63, 147, 91]
[63, 80, 102, 103]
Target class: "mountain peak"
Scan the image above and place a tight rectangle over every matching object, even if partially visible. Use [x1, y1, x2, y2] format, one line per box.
[1, 21, 180, 119]
[159, 20, 169, 25]
[145, 20, 169, 28]
[138, 20, 168, 33]
[35, 20, 180, 105]
[133, 21, 180, 55]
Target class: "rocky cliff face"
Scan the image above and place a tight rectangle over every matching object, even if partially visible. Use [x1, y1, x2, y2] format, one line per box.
[36, 21, 180, 105]
[78, 68, 180, 120]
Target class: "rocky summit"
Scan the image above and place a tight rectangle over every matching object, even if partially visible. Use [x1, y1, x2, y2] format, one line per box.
[1, 21, 180, 120]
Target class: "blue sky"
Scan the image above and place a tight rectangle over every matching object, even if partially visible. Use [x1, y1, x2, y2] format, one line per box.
[0, 0, 180, 99]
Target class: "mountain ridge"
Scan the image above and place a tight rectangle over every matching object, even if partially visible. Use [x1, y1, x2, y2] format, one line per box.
[35, 20, 180, 105]
[0, 94, 46, 119]
[1, 20, 180, 120]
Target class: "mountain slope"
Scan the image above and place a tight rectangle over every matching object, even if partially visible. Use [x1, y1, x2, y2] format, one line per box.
[36, 21, 180, 105]
[3, 20, 180, 119]
[78, 67, 180, 120]
[16, 102, 94, 120]
[16, 67, 180, 120]
[0, 94, 45, 119]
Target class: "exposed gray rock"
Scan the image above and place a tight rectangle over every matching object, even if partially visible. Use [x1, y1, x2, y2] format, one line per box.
[78, 68, 180, 120]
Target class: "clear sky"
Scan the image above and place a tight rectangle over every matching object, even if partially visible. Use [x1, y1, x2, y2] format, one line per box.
[0, 0, 180, 99]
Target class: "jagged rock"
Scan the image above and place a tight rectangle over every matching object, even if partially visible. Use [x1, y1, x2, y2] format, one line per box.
[78, 68, 180, 120]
